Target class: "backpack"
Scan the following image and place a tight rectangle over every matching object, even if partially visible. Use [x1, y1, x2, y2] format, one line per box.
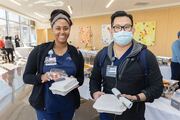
[138, 48, 149, 77]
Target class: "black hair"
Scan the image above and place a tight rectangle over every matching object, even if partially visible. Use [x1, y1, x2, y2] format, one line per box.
[177, 31, 180, 38]
[5, 36, 12, 40]
[49, 9, 73, 27]
[9, 36, 12, 40]
[111, 11, 133, 27]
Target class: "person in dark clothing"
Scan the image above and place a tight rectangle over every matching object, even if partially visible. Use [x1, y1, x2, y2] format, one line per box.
[89, 11, 163, 120]
[4, 36, 14, 62]
[15, 35, 20, 47]
[171, 31, 180, 87]
[23, 9, 84, 120]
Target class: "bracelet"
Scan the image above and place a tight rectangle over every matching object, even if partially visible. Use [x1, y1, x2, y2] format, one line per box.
[135, 94, 141, 102]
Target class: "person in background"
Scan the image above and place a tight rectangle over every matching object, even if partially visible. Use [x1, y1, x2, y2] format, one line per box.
[0, 35, 5, 49]
[89, 11, 163, 120]
[5, 36, 14, 63]
[0, 35, 7, 62]
[23, 9, 84, 120]
[171, 31, 180, 87]
[15, 34, 20, 47]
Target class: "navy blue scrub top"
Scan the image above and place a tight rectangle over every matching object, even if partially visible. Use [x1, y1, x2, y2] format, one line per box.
[43, 49, 77, 113]
[113, 44, 133, 66]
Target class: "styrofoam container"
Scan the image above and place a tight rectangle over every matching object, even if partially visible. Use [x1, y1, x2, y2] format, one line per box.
[93, 94, 127, 115]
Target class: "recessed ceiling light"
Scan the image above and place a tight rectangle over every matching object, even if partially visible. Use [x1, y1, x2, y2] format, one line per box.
[106, 0, 114, 8]
[67, 5, 73, 14]
[45, 1, 64, 7]
[10, 0, 21, 6]
[34, 0, 57, 4]
[134, 2, 149, 6]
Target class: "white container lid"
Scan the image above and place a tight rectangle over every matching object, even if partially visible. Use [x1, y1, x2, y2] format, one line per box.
[50, 77, 78, 91]
[93, 94, 127, 115]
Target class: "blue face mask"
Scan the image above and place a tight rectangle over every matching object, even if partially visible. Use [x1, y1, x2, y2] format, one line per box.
[113, 31, 133, 46]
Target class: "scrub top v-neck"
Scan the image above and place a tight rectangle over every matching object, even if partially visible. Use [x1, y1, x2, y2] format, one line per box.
[113, 44, 133, 66]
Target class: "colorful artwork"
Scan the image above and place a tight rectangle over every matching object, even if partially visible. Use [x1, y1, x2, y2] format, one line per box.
[134, 21, 156, 46]
[102, 24, 112, 45]
[79, 26, 93, 48]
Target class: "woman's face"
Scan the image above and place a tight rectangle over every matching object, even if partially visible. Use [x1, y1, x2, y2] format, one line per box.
[52, 19, 70, 44]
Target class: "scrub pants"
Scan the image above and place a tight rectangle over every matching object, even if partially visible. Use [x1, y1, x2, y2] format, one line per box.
[171, 62, 180, 87]
[171, 62, 180, 80]
[36, 108, 75, 120]
[100, 113, 114, 120]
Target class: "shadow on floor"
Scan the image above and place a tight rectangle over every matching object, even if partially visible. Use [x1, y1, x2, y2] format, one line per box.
[0, 86, 99, 120]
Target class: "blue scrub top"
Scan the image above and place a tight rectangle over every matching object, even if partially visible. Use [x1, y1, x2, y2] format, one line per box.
[43, 49, 77, 113]
[172, 39, 180, 63]
[113, 44, 133, 66]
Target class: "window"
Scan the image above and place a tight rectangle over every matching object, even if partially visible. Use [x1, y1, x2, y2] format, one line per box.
[0, 19, 7, 37]
[20, 17, 29, 25]
[21, 25, 30, 46]
[0, 9, 6, 19]
[8, 12, 19, 23]
[30, 26, 37, 46]
[8, 21, 20, 38]
[0, 10, 36, 47]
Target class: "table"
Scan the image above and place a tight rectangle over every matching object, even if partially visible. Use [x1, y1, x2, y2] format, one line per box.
[145, 97, 180, 120]
[79, 78, 180, 120]
[15, 47, 33, 58]
[159, 65, 171, 80]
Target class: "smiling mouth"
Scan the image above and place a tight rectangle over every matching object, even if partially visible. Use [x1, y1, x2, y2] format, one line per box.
[59, 36, 66, 39]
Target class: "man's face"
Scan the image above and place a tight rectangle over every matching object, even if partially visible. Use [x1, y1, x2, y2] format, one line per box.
[111, 16, 134, 34]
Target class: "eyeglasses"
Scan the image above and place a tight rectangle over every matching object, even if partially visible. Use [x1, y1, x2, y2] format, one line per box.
[112, 24, 132, 32]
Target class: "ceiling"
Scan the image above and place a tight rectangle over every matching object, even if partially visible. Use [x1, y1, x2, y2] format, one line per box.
[0, 0, 180, 23]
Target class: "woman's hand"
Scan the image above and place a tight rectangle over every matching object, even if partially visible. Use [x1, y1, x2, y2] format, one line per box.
[41, 72, 51, 83]
[50, 72, 63, 81]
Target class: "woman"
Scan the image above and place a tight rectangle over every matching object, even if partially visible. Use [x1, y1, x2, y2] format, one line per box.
[23, 9, 84, 120]
[15, 35, 20, 47]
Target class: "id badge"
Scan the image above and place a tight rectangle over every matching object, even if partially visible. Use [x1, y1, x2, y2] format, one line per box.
[45, 57, 57, 66]
[106, 65, 117, 78]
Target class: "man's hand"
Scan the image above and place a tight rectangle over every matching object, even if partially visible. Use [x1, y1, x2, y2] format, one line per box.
[122, 93, 146, 102]
[93, 91, 105, 100]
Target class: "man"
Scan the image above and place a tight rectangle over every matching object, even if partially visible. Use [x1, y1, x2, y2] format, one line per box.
[90, 11, 163, 120]
[171, 31, 180, 85]
[5, 36, 14, 62]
